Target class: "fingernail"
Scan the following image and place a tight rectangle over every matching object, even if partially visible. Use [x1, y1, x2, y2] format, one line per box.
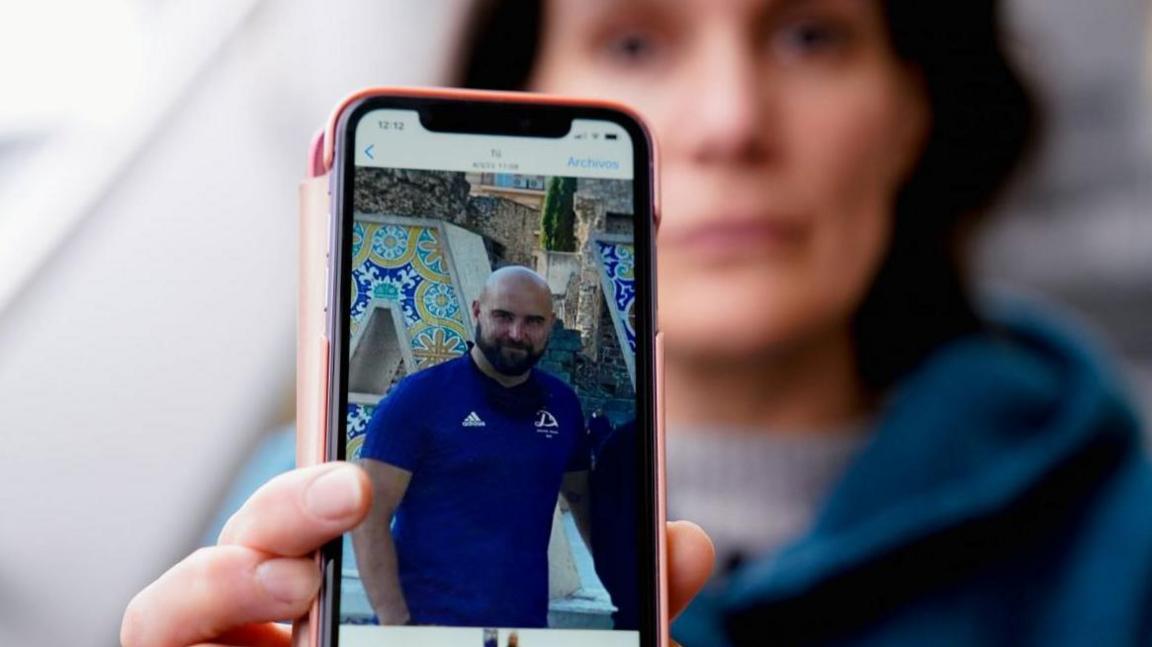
[304, 464, 363, 520]
[257, 558, 320, 603]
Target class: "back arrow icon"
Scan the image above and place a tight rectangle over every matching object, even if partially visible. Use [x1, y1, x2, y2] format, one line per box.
[364, 144, 375, 160]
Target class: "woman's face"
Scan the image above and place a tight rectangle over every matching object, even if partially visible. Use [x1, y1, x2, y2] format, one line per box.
[530, 0, 930, 363]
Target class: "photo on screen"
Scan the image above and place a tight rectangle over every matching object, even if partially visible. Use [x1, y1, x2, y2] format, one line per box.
[339, 167, 640, 642]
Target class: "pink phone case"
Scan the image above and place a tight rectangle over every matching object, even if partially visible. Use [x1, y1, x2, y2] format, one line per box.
[295, 86, 666, 647]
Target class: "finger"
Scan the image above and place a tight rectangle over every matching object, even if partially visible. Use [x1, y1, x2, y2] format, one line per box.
[667, 520, 715, 619]
[199, 622, 292, 647]
[122, 546, 317, 647]
[218, 462, 371, 556]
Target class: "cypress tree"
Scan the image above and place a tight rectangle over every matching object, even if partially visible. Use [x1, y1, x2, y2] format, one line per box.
[541, 177, 577, 251]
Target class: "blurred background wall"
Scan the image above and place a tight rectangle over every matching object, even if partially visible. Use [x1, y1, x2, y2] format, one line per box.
[0, 1, 467, 644]
[980, 0, 1152, 427]
[0, 0, 1146, 645]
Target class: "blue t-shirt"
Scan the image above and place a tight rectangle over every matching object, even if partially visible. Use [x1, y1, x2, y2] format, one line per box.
[360, 352, 590, 628]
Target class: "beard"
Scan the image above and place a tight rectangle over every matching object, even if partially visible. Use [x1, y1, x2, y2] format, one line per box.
[474, 323, 546, 376]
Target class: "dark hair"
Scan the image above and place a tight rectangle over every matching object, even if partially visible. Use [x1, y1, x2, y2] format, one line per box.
[456, 0, 1039, 390]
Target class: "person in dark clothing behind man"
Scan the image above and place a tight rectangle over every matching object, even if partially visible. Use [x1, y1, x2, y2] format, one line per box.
[351, 266, 592, 628]
[589, 417, 640, 631]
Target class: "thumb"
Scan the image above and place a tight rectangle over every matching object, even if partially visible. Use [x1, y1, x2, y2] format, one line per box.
[667, 520, 715, 619]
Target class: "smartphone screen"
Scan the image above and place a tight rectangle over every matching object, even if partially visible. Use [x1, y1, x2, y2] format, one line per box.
[324, 96, 658, 647]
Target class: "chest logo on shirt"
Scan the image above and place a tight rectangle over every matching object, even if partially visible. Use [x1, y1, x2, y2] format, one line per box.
[461, 411, 486, 428]
[535, 409, 560, 438]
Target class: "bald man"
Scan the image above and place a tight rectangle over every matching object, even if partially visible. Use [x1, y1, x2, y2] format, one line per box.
[352, 266, 592, 629]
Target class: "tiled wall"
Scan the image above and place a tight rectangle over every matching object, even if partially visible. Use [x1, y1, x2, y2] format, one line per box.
[346, 216, 474, 459]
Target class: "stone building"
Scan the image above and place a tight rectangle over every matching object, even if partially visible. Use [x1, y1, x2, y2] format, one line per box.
[465, 171, 548, 209]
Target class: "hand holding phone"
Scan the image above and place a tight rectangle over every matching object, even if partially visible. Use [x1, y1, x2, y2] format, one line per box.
[120, 87, 716, 647]
[119, 464, 712, 647]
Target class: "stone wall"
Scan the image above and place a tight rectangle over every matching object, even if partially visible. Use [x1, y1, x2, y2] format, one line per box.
[539, 319, 635, 428]
[578, 301, 636, 425]
[577, 178, 634, 216]
[570, 195, 607, 355]
[604, 212, 634, 235]
[538, 323, 584, 386]
[563, 183, 637, 365]
[572, 194, 606, 259]
[356, 168, 544, 269]
[464, 195, 540, 267]
[354, 168, 470, 221]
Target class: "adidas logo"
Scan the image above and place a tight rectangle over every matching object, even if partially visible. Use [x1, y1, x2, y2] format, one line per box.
[462, 411, 486, 427]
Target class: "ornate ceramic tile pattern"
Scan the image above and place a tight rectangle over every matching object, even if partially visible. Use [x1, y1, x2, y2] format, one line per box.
[346, 220, 471, 459]
[346, 403, 375, 460]
[594, 239, 637, 356]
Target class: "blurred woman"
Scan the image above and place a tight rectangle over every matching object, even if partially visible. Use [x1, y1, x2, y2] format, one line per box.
[459, 0, 1152, 644]
[122, 1, 1152, 645]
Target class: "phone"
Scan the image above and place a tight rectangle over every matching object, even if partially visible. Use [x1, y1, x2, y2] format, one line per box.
[297, 88, 665, 647]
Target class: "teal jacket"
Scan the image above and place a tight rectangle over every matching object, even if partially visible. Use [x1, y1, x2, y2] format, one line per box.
[674, 307, 1152, 646]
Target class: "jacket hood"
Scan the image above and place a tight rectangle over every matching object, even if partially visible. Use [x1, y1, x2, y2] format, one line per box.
[722, 302, 1144, 618]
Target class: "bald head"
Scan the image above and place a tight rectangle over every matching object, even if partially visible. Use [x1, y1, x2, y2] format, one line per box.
[479, 266, 553, 306]
[472, 266, 556, 378]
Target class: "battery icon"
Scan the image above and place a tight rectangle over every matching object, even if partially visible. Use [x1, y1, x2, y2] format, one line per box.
[605, 133, 618, 140]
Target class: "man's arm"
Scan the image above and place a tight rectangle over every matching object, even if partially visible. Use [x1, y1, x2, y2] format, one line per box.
[350, 458, 412, 625]
[562, 470, 592, 552]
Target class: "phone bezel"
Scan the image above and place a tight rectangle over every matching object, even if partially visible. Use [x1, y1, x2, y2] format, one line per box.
[321, 92, 661, 647]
